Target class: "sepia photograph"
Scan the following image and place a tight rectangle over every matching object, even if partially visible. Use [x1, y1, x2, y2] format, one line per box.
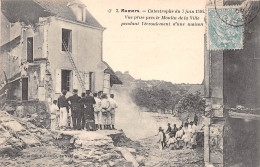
[0, 0, 259, 166]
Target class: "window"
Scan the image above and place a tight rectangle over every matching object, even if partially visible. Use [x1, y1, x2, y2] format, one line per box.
[79, 6, 84, 21]
[62, 29, 72, 52]
[22, 78, 28, 100]
[61, 70, 72, 92]
[27, 37, 33, 62]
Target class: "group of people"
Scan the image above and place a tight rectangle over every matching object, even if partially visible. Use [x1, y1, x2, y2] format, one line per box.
[50, 89, 118, 131]
[157, 116, 199, 150]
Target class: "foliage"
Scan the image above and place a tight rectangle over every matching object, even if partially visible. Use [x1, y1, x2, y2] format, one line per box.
[175, 91, 205, 114]
[131, 86, 188, 112]
[131, 87, 172, 112]
[131, 87, 205, 114]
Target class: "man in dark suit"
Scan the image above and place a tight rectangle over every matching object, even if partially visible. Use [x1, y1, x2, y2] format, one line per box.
[67, 89, 81, 130]
[80, 90, 96, 131]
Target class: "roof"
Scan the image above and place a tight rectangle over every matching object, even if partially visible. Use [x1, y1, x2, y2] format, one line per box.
[1, 0, 103, 29]
[103, 61, 123, 85]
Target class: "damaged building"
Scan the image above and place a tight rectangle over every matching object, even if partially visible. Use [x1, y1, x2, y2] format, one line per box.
[204, 0, 260, 166]
[0, 0, 122, 113]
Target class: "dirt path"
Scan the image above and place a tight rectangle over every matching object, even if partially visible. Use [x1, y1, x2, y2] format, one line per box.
[138, 136, 204, 167]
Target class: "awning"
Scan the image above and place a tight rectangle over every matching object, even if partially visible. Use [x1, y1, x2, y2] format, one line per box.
[103, 61, 123, 86]
[0, 36, 21, 53]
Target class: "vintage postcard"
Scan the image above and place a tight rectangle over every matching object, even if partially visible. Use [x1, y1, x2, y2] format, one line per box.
[0, 0, 259, 166]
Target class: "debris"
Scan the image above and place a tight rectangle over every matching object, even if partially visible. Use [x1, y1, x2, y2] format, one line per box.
[0, 110, 41, 148]
[108, 160, 115, 167]
[135, 155, 145, 165]
[117, 147, 139, 167]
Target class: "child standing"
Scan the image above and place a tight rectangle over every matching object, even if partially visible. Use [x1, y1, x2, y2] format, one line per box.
[50, 100, 59, 130]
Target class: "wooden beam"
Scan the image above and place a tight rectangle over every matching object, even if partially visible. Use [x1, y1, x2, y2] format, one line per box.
[228, 111, 260, 121]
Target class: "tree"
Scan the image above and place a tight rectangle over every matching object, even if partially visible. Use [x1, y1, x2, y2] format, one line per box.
[131, 87, 179, 113]
[175, 91, 205, 114]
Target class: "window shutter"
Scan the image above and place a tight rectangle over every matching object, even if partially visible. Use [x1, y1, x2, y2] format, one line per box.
[21, 30, 27, 62]
[73, 71, 78, 90]
[84, 72, 89, 90]
[91, 72, 95, 92]
[103, 73, 110, 94]
[55, 69, 61, 93]
[69, 30, 72, 52]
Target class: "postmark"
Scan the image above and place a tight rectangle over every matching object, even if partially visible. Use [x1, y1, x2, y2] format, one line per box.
[207, 6, 244, 50]
[215, 0, 260, 27]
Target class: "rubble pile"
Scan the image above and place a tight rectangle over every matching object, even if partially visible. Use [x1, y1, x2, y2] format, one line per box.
[108, 131, 142, 148]
[53, 130, 136, 167]
[0, 109, 145, 166]
[0, 110, 41, 155]
[15, 116, 54, 145]
[14, 101, 51, 128]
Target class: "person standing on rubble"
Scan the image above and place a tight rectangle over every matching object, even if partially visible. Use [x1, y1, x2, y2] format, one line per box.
[108, 94, 118, 130]
[50, 100, 59, 130]
[58, 89, 69, 130]
[80, 90, 96, 131]
[79, 93, 86, 130]
[100, 94, 110, 130]
[67, 89, 81, 130]
[93, 93, 101, 130]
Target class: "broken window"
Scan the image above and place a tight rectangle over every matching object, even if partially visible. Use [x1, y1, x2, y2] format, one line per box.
[61, 70, 72, 92]
[22, 78, 28, 100]
[62, 29, 72, 52]
[27, 37, 33, 62]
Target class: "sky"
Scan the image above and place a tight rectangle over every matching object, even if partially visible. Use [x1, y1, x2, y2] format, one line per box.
[83, 0, 206, 84]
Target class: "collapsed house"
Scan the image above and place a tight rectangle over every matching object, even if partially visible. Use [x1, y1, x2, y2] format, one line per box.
[0, 0, 122, 110]
[204, 0, 260, 167]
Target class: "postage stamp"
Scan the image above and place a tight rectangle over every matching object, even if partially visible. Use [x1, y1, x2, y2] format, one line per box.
[207, 6, 244, 50]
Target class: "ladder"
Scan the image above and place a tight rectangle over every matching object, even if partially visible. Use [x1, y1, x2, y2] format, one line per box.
[62, 41, 85, 92]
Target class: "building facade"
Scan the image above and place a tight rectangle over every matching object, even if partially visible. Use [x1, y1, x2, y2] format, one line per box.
[0, 0, 122, 104]
[204, 0, 260, 166]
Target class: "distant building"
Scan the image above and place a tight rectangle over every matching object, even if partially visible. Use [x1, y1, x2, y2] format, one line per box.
[0, 0, 122, 103]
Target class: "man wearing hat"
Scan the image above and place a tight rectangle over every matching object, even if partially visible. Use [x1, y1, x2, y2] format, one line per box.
[80, 90, 96, 131]
[58, 89, 69, 129]
[93, 92, 101, 130]
[80, 92, 86, 130]
[67, 89, 81, 130]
